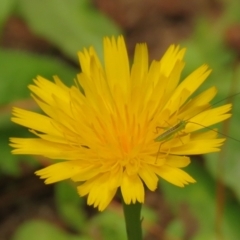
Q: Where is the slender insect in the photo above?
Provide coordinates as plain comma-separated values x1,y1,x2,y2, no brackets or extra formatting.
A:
154,92,240,162
154,120,187,142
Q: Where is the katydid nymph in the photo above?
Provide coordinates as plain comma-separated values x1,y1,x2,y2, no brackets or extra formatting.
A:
155,120,187,142
154,92,240,163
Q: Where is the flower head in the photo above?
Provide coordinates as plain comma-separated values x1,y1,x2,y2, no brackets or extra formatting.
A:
10,36,231,211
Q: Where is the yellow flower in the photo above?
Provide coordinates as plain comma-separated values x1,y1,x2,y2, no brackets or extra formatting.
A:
10,36,231,211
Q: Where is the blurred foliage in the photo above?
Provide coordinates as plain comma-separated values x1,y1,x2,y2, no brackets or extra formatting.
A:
182,15,240,200
162,1,240,239
16,0,120,60
12,220,91,240
55,181,87,232
0,0,15,32
161,161,240,239
1,0,240,239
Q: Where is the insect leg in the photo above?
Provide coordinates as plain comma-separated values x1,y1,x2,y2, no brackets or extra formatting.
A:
154,126,167,134
155,141,171,164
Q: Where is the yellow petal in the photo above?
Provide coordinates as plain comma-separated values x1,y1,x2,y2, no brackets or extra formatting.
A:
155,166,196,187
121,171,144,204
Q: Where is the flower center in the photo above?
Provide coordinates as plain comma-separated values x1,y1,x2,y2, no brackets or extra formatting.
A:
124,157,139,175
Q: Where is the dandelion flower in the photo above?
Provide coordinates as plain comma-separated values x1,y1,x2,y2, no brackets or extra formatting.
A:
10,36,231,211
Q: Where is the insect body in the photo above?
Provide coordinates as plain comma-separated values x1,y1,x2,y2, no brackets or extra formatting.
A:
154,120,188,163
154,120,187,142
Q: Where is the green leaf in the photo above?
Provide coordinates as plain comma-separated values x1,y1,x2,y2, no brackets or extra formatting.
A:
165,219,185,239
11,220,91,240
0,0,16,33
55,181,86,232
0,126,38,176
89,209,127,240
0,48,76,112
0,48,77,105
0,128,21,175
17,0,121,60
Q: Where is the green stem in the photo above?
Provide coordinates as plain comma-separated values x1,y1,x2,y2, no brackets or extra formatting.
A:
122,195,143,240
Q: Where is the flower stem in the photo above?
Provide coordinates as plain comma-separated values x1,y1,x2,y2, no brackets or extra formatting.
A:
122,197,143,240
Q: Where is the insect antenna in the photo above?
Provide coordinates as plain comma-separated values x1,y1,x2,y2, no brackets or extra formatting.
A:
209,91,240,106
186,121,240,142
185,90,240,139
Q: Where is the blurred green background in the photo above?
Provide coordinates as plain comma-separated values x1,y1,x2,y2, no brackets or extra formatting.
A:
1,0,240,239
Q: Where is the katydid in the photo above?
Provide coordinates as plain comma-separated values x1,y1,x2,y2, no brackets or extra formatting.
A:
154,91,240,162
154,120,187,142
